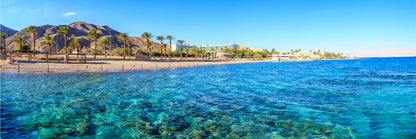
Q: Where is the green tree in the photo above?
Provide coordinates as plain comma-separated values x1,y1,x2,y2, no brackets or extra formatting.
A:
16,44,30,51
210,48,215,58
1,33,7,54
13,36,26,50
271,48,276,55
118,33,128,59
163,43,167,60
40,34,56,56
26,26,36,54
156,36,165,60
88,29,100,59
166,35,174,60
57,26,69,56
99,38,110,58
126,39,132,59
69,38,82,61
177,40,185,61
184,48,190,59
134,48,145,55
141,32,153,56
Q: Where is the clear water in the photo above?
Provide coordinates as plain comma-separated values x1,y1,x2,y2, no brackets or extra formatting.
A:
1,57,415,138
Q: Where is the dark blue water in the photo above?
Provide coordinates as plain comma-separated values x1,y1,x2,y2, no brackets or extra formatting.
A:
1,57,415,138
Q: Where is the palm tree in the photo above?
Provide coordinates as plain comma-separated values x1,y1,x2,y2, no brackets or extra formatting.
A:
166,35,174,60
203,47,206,60
99,38,110,58
156,36,164,60
163,43,167,60
141,32,153,56
1,33,6,54
177,40,185,61
126,40,132,59
184,48,189,59
210,48,215,58
40,34,56,56
69,38,82,61
118,33,128,59
13,36,26,50
215,46,218,59
190,48,197,59
57,26,69,56
203,51,208,60
88,29,100,59
26,26,36,55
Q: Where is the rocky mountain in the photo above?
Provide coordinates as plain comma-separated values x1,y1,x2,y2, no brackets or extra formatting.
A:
1,24,18,37
4,21,161,53
1,25,18,48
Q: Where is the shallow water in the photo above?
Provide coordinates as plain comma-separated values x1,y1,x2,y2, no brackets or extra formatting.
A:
1,57,415,138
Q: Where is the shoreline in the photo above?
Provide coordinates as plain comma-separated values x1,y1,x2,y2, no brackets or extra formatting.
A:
0,59,272,73
0,56,358,73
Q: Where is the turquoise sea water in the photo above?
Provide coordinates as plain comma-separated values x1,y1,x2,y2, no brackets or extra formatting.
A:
1,57,415,138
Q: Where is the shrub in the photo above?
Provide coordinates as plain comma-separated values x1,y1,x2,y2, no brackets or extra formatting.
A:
59,48,73,54
16,44,31,51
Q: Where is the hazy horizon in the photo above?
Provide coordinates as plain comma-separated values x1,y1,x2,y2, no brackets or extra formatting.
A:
1,0,415,57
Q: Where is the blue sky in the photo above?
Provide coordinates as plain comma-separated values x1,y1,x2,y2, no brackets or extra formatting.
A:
1,0,415,56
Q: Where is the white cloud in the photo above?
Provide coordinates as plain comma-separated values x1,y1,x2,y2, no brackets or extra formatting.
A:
62,12,76,16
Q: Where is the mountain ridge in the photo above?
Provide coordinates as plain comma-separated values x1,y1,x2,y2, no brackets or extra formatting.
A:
3,22,162,53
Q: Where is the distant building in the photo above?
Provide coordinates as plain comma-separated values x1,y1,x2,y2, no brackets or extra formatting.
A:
201,44,239,52
310,54,321,59
272,54,296,60
249,48,267,52
170,44,197,51
216,52,233,59
294,52,311,59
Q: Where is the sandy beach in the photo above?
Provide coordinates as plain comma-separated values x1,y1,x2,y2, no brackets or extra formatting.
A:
0,55,273,73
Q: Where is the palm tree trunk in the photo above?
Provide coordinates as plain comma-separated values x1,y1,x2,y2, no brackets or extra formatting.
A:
48,44,51,62
128,45,131,60
104,45,107,59
3,41,6,54
147,39,151,56
169,40,172,60
164,46,167,60
77,46,80,62
94,38,97,59
180,45,183,61
123,41,126,60
160,40,163,60
33,33,36,55
64,34,67,57
49,44,52,56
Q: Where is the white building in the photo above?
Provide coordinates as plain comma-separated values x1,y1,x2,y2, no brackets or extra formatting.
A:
201,44,239,52
170,44,197,51
216,52,233,59
272,54,296,60
250,48,267,52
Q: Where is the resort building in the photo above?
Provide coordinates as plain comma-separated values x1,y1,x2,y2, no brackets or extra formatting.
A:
201,44,240,52
249,48,267,52
272,54,296,60
170,44,197,51
216,52,233,59
294,52,311,59
272,51,323,60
